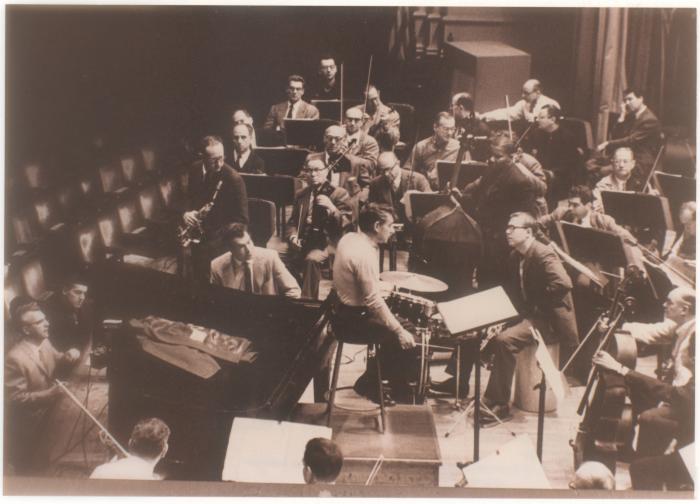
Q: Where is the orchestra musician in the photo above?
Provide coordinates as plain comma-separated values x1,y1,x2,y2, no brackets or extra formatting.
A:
478,212,578,425
231,108,257,148
593,286,695,458
286,157,353,299
311,55,340,100
461,132,543,288
302,437,344,484
331,204,417,404
181,135,249,286
665,201,696,282
478,79,561,123
5,302,81,474
592,146,636,211
228,123,265,174
450,92,491,161
403,111,461,190
263,74,320,134
350,84,400,139
210,223,301,298
343,107,380,174
596,88,662,190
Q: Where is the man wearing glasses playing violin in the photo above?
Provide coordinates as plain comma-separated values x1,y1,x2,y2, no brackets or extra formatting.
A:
286,157,353,299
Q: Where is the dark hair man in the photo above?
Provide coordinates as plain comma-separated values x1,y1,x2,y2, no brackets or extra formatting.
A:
90,417,171,480
302,437,343,484
263,74,320,134
229,123,265,174
312,56,340,100
404,111,461,190
210,223,300,298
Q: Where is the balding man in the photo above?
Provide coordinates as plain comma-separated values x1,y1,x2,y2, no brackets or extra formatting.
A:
350,85,400,138
479,79,561,123
369,152,430,223
344,107,379,174
404,112,461,190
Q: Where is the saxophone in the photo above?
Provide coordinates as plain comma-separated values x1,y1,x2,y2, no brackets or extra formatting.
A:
178,179,223,247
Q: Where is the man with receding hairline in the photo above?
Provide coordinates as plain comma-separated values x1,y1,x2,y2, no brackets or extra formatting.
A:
479,79,561,123
369,151,430,223
404,112,461,190
344,107,379,173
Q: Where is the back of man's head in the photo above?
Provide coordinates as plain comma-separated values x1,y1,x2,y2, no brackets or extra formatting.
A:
569,461,615,490
303,438,343,483
129,418,171,461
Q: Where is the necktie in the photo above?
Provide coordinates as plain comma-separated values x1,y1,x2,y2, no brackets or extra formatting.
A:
286,102,294,119
519,256,527,302
244,261,254,293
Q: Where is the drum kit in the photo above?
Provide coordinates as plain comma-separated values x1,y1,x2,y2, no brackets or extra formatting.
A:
379,271,451,403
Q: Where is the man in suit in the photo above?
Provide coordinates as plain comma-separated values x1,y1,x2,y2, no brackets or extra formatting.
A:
182,135,248,285
597,88,662,190
211,223,301,298
287,157,353,299
450,92,491,161
593,147,636,211
479,79,561,123
369,151,430,224
263,75,320,134
480,212,578,424
344,107,380,174
229,124,265,174
5,302,80,474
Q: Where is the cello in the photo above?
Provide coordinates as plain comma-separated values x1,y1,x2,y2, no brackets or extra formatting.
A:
570,266,644,472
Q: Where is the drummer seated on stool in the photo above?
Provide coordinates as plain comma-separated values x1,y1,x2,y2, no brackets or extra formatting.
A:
332,204,418,403
480,212,579,425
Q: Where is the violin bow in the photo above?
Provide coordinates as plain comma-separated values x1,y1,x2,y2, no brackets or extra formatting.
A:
55,379,130,458
643,143,666,193
362,55,374,120
505,95,513,141
339,62,344,123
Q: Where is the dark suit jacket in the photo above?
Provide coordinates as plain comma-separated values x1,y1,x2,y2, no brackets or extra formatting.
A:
368,169,431,222
228,150,266,175
185,161,249,236
508,240,578,347
263,100,320,131
609,107,662,185
40,293,96,353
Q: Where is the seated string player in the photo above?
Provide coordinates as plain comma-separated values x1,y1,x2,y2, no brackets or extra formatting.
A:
478,78,561,123
350,85,401,139
91,418,171,480
592,146,636,211
287,157,353,299
210,223,301,298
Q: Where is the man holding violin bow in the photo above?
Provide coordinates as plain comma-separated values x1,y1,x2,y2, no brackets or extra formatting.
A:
592,286,695,472
287,157,353,300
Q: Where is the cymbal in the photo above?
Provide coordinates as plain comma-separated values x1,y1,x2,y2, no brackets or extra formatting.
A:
379,271,448,293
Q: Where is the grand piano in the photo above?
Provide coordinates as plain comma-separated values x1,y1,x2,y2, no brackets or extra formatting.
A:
93,261,335,481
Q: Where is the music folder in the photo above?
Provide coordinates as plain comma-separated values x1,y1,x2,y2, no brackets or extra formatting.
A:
436,160,488,191
311,99,342,121
558,221,630,273
437,286,519,337
284,118,338,150
600,190,674,231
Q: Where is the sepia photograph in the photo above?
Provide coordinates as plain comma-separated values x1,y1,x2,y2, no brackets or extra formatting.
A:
3,3,697,498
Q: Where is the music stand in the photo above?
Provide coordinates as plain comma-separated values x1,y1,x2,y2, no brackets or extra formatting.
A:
654,171,696,226
437,287,519,463
600,190,674,250
558,222,629,274
255,147,309,177
311,100,342,121
408,192,452,223
284,118,338,151
436,161,488,191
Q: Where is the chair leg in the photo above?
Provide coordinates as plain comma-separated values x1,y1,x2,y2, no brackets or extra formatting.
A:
374,344,387,434
326,341,344,427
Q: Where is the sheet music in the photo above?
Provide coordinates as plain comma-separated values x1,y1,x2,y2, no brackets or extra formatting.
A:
679,443,695,481
221,417,332,483
437,287,518,335
531,329,566,404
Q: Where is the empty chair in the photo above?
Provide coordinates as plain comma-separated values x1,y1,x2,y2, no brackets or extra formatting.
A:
98,162,128,194
561,117,595,160
247,198,277,247
31,193,66,233
158,173,185,213
20,256,52,301
73,220,110,266
20,161,51,191
10,212,42,249
240,174,296,235
77,169,102,206
4,265,25,320
120,153,145,187
56,179,91,223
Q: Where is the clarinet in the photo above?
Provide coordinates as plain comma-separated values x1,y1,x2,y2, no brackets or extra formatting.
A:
178,179,224,247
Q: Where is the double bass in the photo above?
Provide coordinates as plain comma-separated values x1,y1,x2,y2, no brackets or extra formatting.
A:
410,129,484,299
570,266,644,472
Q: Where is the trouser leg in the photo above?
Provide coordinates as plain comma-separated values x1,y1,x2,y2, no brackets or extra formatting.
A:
484,319,535,405
301,248,329,299
636,403,679,457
